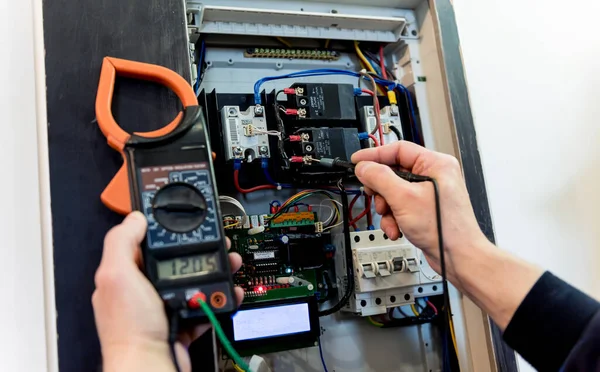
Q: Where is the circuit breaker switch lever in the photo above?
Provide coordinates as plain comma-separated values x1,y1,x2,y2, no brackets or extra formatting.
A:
377,262,391,277
361,263,377,279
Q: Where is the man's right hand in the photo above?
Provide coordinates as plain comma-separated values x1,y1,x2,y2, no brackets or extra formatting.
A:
351,141,489,276
353,140,544,332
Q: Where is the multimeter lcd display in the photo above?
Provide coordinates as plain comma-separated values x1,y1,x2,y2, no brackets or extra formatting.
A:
157,253,219,279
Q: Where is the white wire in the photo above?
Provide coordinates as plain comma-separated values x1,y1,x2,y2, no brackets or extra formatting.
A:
219,196,246,216
323,221,343,231
311,202,334,226
249,125,282,140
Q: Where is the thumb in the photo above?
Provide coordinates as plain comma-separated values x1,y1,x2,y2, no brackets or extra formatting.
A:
355,161,410,201
101,211,148,268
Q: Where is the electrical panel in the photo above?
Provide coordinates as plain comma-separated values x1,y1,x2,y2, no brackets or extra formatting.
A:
334,230,441,317
220,105,271,162
181,1,454,369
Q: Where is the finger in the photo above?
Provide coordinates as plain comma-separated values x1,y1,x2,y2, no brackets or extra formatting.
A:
380,214,401,240
355,161,411,202
100,211,147,269
235,286,245,306
374,194,389,215
363,186,374,196
229,252,242,273
352,140,429,170
179,325,210,347
174,342,192,372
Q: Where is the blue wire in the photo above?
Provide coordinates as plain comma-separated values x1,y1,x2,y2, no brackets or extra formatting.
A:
253,69,397,104
318,337,329,372
365,56,382,76
395,84,421,145
194,40,205,94
262,167,292,188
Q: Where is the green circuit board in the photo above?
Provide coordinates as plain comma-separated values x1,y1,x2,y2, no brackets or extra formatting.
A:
224,212,334,304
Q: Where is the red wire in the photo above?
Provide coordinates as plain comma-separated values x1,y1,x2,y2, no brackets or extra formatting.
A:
348,193,361,230
350,207,369,226
361,88,375,96
379,45,388,80
350,193,371,226
426,300,439,316
361,89,384,146
366,195,373,227
368,134,379,147
233,169,277,194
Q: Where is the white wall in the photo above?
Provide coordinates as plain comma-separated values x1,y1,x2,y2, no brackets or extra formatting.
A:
0,0,51,371
453,0,600,370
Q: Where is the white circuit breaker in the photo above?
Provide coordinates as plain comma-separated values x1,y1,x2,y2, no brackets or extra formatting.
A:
220,105,271,162
359,105,403,147
335,229,441,317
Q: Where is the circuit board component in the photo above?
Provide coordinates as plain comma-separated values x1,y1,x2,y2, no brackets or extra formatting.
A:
224,212,334,304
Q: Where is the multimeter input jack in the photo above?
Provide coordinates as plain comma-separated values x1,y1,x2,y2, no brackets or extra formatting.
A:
210,291,227,309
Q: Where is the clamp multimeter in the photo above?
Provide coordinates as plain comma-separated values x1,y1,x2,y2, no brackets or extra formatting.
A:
95,57,236,321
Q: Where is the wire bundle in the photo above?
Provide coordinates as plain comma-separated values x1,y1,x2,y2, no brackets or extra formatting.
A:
366,298,441,329
267,190,342,230
357,44,422,145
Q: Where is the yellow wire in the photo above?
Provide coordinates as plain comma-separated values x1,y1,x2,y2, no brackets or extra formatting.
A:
275,36,292,48
448,312,458,355
324,39,331,48
367,316,384,327
354,41,386,95
232,362,245,372
410,304,420,317
224,222,240,229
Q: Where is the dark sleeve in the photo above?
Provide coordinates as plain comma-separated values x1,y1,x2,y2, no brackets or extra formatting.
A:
562,311,600,371
503,271,600,371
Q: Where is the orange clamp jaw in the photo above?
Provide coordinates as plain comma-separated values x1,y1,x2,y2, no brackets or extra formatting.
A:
95,57,198,214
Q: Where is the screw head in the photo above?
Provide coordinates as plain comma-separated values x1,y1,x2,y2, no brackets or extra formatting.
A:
259,146,268,155
233,147,242,155
254,105,264,116
299,98,307,105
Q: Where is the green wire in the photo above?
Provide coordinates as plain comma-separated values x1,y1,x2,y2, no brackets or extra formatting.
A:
197,299,252,372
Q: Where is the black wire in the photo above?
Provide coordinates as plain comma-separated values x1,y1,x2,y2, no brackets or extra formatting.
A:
363,50,397,81
389,125,402,141
318,179,354,317
168,311,181,372
273,93,290,168
431,179,452,371
393,173,451,370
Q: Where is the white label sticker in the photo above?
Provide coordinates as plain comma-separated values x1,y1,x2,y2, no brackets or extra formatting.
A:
254,251,275,260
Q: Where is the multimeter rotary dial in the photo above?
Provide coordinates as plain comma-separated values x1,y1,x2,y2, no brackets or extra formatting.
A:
151,182,207,233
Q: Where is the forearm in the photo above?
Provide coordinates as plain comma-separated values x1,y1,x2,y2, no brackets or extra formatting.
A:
448,238,600,370
446,237,544,331
102,340,176,372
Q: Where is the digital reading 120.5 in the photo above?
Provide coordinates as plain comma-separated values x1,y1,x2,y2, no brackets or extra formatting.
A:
157,253,219,279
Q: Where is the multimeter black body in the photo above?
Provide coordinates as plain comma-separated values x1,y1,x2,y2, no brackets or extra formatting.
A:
124,106,236,321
